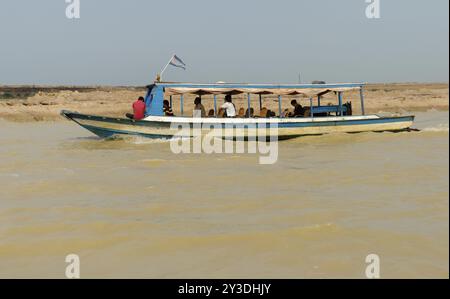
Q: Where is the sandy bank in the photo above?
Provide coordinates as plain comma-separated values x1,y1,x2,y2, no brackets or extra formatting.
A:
0,83,448,122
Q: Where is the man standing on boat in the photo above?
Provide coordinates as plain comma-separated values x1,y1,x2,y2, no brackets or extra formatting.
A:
126,96,146,120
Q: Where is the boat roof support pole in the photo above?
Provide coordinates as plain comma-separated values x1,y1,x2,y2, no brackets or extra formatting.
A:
278,95,282,118
247,93,251,117
338,92,343,116
180,95,184,116
213,95,217,117
259,94,263,110
359,86,366,115
310,97,314,118
169,95,173,108
317,95,321,107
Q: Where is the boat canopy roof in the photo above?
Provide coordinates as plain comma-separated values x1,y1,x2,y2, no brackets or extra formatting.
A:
150,82,365,97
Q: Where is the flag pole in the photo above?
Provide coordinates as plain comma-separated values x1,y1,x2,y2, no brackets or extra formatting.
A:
159,55,174,80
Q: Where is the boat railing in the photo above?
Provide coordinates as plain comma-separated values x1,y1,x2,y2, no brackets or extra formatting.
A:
310,105,348,115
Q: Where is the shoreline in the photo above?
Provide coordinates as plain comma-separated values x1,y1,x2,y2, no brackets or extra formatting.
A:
0,83,448,122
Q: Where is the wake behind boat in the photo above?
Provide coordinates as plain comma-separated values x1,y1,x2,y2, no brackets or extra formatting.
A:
61,82,415,139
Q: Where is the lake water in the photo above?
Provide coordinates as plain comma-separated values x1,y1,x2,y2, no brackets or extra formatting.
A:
0,111,448,278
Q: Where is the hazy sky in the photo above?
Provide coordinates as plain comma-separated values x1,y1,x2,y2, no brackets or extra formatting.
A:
0,0,448,85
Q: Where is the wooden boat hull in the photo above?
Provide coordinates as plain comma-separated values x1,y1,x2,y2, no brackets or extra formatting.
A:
61,110,415,139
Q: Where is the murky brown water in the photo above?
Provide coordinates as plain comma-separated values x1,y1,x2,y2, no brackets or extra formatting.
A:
0,111,448,278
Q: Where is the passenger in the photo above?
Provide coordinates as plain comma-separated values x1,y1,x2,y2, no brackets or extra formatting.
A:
220,94,236,117
193,97,206,117
344,102,353,116
207,109,215,117
218,108,226,118
259,107,275,118
245,107,254,118
259,107,268,118
290,100,305,117
303,107,311,117
281,108,290,118
163,100,174,116
126,96,146,120
237,107,245,118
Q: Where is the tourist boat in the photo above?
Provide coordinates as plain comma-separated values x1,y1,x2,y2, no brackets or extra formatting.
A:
61,82,415,140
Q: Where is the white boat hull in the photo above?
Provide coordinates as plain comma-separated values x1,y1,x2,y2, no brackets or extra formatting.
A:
61,111,415,139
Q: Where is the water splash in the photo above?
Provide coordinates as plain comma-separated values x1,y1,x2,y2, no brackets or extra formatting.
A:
124,136,173,145
421,124,449,133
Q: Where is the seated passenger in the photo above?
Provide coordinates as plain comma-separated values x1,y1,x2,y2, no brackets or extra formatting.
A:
237,107,245,118
220,95,236,117
245,108,254,118
259,107,268,118
208,109,215,117
163,100,174,116
218,108,226,118
303,107,311,117
193,97,206,117
281,108,290,118
343,102,353,116
126,96,146,120
259,107,275,118
290,100,305,117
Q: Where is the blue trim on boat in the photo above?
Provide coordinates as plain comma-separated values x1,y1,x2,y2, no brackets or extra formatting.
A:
81,123,318,141
81,124,173,139
61,110,169,128
277,116,413,128
146,85,165,116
